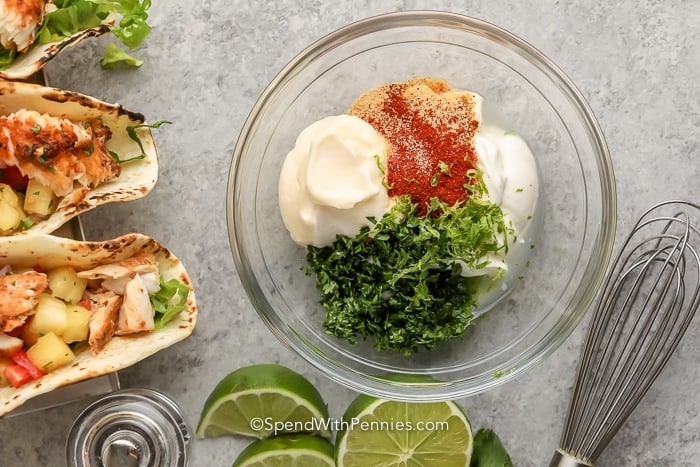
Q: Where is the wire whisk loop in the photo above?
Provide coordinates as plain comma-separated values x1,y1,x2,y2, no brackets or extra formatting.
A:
551,200,700,466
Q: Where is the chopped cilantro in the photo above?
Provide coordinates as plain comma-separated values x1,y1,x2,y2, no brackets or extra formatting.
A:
373,154,385,175
304,194,511,355
493,368,515,379
110,120,171,163
438,160,452,175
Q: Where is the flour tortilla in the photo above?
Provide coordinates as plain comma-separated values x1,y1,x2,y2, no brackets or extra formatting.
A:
0,22,112,81
0,79,159,236
0,233,197,416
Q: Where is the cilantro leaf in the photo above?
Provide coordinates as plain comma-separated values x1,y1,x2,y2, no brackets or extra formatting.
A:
17,216,36,231
109,120,171,163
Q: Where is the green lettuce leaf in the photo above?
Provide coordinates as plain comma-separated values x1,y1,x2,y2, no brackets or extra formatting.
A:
0,49,16,68
150,277,190,329
33,0,151,64
109,0,152,50
101,41,144,68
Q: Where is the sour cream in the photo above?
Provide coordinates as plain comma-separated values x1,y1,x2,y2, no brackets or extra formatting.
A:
476,127,539,237
455,126,539,277
278,115,392,247
278,93,540,266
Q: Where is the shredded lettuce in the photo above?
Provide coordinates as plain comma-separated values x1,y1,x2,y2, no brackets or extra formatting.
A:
101,41,143,68
0,0,153,69
150,277,190,329
36,1,106,43
108,0,152,50
0,49,16,68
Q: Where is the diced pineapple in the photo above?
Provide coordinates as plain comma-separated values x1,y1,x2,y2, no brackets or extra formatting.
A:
0,358,11,387
47,266,88,304
24,294,67,345
62,305,90,344
0,201,20,232
0,183,22,232
0,183,19,204
26,332,75,372
23,179,56,216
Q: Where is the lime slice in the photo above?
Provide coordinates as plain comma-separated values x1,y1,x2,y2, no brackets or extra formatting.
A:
335,394,473,466
233,433,334,467
196,364,329,439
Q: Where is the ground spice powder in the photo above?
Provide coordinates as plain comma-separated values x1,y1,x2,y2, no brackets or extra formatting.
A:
349,77,480,214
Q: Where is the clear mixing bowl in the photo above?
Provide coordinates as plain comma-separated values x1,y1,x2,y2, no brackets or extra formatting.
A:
227,11,616,400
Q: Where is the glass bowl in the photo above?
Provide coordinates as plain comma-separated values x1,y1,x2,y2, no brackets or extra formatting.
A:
227,11,616,400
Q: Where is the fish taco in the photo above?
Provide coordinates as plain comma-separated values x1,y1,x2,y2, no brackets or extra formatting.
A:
0,0,151,80
0,79,160,236
0,232,197,416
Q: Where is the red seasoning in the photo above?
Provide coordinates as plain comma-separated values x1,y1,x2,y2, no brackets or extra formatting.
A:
349,78,480,214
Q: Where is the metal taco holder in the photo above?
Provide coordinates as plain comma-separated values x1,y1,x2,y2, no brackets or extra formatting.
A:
3,71,120,418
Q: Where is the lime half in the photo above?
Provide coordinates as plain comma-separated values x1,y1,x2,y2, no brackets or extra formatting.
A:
335,395,473,466
196,364,329,439
233,433,334,467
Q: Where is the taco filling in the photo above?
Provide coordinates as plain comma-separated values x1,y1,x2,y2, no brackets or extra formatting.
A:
0,110,124,234
0,0,48,54
0,252,189,390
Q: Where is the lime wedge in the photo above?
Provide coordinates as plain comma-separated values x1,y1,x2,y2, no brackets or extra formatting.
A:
233,433,334,467
335,394,473,466
196,364,329,439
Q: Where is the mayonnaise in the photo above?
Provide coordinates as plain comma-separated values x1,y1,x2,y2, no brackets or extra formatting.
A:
278,115,391,247
278,93,539,264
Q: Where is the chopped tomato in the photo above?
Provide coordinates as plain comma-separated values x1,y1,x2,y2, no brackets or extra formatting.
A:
4,364,32,388
79,298,92,311
32,264,44,273
0,167,28,191
11,350,43,379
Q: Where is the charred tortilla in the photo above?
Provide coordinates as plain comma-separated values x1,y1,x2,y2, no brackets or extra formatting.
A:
0,80,158,236
0,232,197,416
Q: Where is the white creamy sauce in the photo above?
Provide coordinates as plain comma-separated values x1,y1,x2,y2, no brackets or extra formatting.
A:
455,126,539,278
476,126,539,237
278,92,540,284
278,114,391,247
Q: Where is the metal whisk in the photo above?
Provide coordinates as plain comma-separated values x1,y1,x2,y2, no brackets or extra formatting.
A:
550,200,700,467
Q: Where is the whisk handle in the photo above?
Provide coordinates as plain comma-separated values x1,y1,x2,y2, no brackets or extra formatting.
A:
549,449,594,467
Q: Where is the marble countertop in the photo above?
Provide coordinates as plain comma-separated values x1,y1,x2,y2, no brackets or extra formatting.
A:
1,1,699,466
